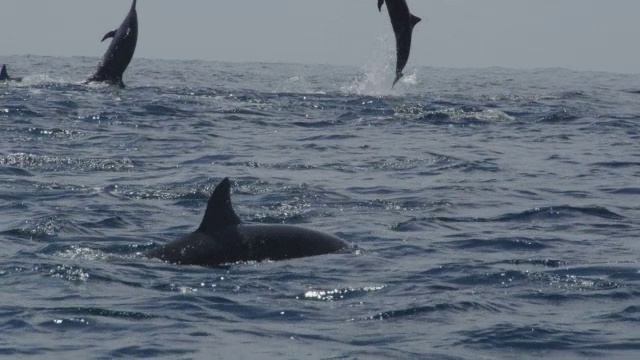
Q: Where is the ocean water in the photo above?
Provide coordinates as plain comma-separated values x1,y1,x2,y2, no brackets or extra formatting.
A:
1,55,639,359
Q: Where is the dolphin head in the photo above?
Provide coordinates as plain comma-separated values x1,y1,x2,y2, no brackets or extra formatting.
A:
126,0,139,32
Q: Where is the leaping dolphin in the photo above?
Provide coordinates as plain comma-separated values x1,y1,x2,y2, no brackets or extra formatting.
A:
0,64,22,82
378,0,421,87
145,178,348,267
86,0,138,88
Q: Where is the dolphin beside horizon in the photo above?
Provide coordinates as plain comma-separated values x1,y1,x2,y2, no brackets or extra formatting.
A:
85,0,138,88
145,178,348,267
378,0,421,87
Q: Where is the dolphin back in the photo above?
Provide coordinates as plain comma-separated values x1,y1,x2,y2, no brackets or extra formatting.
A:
233,224,347,262
145,178,348,267
146,224,347,267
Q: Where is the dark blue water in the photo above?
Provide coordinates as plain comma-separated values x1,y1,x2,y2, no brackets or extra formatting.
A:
1,55,639,359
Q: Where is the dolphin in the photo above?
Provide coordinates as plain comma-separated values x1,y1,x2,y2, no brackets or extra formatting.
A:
0,64,22,82
145,178,348,267
378,0,421,87
86,0,138,88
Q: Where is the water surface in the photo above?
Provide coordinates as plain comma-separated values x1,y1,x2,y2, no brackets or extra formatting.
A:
1,55,639,359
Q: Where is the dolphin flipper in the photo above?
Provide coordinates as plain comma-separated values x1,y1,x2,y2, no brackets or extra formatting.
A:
411,14,421,28
101,30,117,42
378,0,385,12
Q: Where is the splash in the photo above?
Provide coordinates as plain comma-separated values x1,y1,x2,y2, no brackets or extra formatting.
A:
276,74,326,95
56,246,108,263
341,35,417,96
12,73,67,87
300,286,385,301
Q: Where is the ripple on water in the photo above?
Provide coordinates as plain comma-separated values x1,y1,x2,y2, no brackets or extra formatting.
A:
0,153,134,173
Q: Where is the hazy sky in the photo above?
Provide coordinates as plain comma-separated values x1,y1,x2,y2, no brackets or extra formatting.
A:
1,0,639,73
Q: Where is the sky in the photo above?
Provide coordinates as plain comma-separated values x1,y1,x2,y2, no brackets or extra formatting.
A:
1,0,639,74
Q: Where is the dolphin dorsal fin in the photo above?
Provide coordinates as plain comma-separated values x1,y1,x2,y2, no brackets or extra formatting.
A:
101,30,117,42
0,65,8,80
378,0,385,12
411,15,422,28
131,0,137,10
197,178,242,234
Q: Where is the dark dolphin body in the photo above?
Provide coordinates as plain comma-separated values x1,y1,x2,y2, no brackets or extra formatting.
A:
0,64,22,82
145,178,348,267
378,0,421,86
86,0,138,87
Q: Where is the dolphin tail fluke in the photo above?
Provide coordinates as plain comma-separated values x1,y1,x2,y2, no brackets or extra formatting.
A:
101,30,117,42
378,0,385,12
411,15,422,28
392,72,404,88
0,64,8,80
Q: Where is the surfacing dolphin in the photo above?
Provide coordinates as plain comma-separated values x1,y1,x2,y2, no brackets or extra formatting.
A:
378,0,421,87
145,178,348,267
86,0,138,88
0,64,22,82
